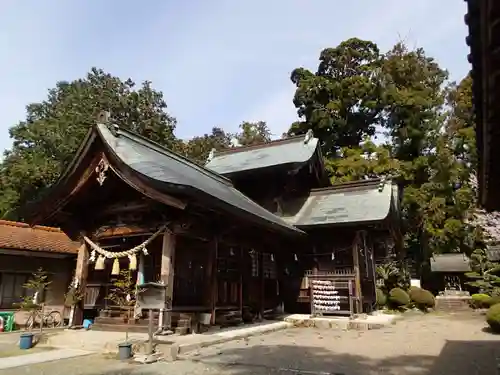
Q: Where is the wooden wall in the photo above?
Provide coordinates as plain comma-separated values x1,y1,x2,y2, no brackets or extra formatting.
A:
0,253,75,325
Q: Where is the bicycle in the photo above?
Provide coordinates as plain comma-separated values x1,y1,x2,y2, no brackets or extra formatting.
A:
24,308,63,330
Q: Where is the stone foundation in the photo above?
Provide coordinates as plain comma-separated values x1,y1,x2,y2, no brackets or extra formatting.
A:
435,296,472,312
283,313,399,330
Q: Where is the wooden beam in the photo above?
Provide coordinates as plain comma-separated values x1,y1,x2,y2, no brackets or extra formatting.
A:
239,247,243,315
160,229,176,331
72,242,89,326
209,238,218,325
0,249,74,259
352,233,362,314
97,201,151,216
258,251,264,319
109,164,187,210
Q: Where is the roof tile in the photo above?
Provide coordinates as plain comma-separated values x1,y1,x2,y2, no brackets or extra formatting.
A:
0,220,79,254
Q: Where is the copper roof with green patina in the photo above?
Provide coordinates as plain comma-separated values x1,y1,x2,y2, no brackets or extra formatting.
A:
96,124,303,235
283,179,398,227
205,131,319,175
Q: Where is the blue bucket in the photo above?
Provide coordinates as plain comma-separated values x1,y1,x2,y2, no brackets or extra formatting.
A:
83,319,93,329
19,333,34,350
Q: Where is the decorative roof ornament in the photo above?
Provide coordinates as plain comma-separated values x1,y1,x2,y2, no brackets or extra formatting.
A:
97,110,111,123
304,129,314,144
207,148,216,163
96,110,119,136
378,176,387,192
95,158,109,186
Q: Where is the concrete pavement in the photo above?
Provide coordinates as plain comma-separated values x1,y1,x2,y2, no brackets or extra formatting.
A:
0,348,93,370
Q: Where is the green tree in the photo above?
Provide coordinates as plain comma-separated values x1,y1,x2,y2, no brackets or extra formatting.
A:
235,121,272,146
288,38,383,156
326,139,400,183
180,127,234,164
445,74,476,173
378,43,451,263
0,68,178,218
413,75,478,256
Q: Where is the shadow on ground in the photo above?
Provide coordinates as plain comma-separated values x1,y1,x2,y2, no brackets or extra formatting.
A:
3,340,498,375
180,340,500,375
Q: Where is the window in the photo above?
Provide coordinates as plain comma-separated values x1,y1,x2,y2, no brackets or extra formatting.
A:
0,273,30,309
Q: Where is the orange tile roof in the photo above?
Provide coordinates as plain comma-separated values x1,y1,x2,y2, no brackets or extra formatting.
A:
0,220,79,254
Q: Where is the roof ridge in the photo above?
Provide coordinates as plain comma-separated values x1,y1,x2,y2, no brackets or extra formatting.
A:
0,220,63,233
311,178,389,193
211,134,309,157
98,124,234,187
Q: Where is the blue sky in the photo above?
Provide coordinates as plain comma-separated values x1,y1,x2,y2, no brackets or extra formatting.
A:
0,0,470,154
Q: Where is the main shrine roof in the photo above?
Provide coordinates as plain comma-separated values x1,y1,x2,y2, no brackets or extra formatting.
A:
205,131,320,176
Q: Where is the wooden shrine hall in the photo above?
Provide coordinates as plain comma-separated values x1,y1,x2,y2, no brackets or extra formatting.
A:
22,113,402,333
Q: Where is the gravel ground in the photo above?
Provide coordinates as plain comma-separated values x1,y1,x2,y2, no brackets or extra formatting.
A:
2,312,500,375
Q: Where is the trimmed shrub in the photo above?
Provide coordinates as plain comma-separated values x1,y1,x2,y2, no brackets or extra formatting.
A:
489,296,500,307
409,285,421,293
376,288,387,308
486,303,500,333
409,287,435,310
408,286,423,299
388,287,410,308
471,294,492,309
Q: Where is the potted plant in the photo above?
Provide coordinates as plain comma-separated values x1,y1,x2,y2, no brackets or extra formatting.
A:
106,269,142,360
15,268,51,349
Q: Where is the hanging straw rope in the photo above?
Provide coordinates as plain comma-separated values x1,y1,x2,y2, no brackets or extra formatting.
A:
84,225,168,274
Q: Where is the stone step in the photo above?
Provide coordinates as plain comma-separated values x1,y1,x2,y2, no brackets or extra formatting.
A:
95,317,159,326
92,323,150,333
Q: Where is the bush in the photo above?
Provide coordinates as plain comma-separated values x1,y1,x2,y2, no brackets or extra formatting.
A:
409,287,435,310
376,288,387,308
471,294,493,309
388,288,410,308
486,303,500,333
489,296,500,307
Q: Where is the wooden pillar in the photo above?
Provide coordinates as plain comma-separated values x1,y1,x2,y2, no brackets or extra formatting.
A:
352,233,362,314
239,247,243,314
137,252,145,285
160,229,176,331
258,251,264,319
134,252,145,319
209,238,218,325
72,242,89,327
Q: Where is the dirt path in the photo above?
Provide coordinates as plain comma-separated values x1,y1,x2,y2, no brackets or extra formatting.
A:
181,312,500,375
2,313,499,375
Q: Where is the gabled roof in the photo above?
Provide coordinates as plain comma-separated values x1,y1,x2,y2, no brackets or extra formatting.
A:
205,130,320,176
284,179,397,227
23,121,303,236
430,253,471,273
97,124,303,234
0,220,78,254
